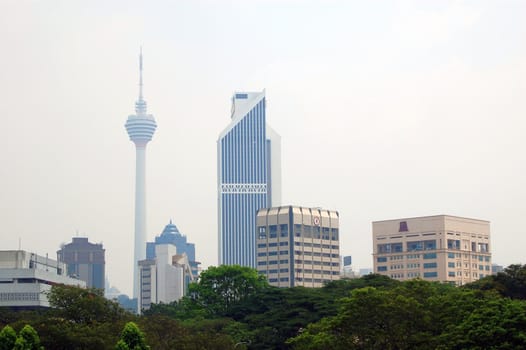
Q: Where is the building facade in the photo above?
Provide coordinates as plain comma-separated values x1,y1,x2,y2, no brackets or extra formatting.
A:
146,220,200,277
256,206,340,288
0,250,86,308
138,244,194,312
57,237,105,289
217,91,281,268
373,215,491,285
125,50,157,299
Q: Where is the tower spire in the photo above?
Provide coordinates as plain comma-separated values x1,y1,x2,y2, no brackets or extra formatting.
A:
135,46,147,115
139,46,143,101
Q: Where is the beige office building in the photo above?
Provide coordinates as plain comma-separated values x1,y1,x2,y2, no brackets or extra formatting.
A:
373,215,491,285
256,206,340,288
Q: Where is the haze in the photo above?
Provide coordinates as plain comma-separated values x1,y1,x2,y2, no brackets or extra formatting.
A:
1,0,525,296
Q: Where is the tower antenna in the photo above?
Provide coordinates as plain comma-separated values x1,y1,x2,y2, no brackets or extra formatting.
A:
139,46,143,101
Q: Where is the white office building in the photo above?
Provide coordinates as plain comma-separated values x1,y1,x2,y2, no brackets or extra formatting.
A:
138,244,194,312
0,250,86,308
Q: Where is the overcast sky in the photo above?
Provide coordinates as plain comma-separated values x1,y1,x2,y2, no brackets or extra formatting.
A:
1,0,525,296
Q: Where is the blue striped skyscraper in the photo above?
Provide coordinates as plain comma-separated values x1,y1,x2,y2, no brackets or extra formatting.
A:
217,90,281,268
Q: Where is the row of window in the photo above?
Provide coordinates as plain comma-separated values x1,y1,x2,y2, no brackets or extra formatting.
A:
378,240,489,254
294,260,339,266
296,269,339,275
258,259,289,266
383,272,437,279
295,251,338,258
258,242,289,248
259,225,339,240
294,242,339,249
377,262,436,271
0,292,39,301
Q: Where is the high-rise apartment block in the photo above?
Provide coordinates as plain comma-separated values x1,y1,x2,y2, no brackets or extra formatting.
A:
57,237,105,289
256,206,340,288
138,244,194,312
146,220,200,277
0,250,86,308
373,215,491,285
218,91,281,268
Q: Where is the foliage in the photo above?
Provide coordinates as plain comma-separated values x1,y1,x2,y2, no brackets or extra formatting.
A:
115,322,150,350
466,264,526,300
10,325,43,350
188,265,269,316
47,284,129,324
2,265,526,349
0,325,17,350
288,279,526,350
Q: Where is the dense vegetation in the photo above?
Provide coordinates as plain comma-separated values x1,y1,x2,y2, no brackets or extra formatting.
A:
1,264,526,349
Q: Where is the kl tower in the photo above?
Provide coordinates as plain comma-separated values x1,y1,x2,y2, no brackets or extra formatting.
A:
125,49,157,300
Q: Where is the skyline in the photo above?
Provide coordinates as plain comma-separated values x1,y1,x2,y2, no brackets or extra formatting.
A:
1,1,525,296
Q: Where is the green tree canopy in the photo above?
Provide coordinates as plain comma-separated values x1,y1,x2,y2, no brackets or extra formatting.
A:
188,265,269,316
13,325,43,350
0,325,17,350
47,284,128,324
115,322,150,350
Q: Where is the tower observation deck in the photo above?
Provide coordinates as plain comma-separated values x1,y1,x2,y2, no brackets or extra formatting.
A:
125,48,157,302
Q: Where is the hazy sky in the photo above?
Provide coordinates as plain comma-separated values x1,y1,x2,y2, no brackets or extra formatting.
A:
1,0,525,296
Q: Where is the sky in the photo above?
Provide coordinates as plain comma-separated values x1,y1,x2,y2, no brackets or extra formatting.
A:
1,0,525,296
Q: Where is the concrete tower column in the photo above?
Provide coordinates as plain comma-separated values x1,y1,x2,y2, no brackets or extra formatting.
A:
125,49,157,302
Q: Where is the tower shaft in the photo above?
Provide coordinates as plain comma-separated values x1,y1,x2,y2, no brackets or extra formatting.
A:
133,145,147,299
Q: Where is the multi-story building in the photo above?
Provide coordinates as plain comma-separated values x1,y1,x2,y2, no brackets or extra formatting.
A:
217,90,281,268
146,220,200,277
138,243,194,312
57,237,105,289
256,206,340,288
373,215,491,285
0,250,86,308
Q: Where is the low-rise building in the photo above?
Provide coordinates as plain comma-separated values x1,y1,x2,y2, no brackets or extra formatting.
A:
0,250,86,308
373,215,491,285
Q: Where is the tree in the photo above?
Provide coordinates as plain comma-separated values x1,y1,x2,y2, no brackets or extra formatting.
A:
47,284,128,324
0,325,17,350
188,265,269,316
115,322,150,350
13,325,43,350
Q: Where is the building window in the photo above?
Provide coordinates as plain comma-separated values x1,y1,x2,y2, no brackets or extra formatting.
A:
377,266,387,272
447,239,460,250
448,262,455,268
423,253,437,259
448,271,455,277
269,225,278,238
423,272,438,278
377,257,387,263
423,262,437,269
448,252,455,259
258,227,266,239
331,228,339,240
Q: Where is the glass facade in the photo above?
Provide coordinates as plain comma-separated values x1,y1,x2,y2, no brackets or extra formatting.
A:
218,92,280,268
